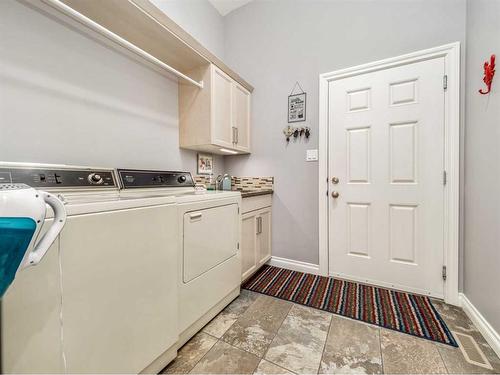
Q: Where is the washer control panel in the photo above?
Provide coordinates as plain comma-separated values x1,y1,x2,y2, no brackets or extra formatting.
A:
118,169,194,189
0,167,116,188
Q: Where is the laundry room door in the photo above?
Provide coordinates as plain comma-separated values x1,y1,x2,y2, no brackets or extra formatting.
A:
328,57,446,297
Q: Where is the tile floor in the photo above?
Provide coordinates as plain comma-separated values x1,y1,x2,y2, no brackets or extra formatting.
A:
163,290,500,374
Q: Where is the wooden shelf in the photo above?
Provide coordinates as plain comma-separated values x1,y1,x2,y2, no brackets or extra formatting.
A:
48,0,253,92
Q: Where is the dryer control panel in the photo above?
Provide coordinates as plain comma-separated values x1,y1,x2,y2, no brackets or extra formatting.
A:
0,167,116,188
118,169,195,189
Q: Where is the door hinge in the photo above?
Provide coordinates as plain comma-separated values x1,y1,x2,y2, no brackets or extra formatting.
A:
442,266,447,281
443,75,448,90
443,170,447,186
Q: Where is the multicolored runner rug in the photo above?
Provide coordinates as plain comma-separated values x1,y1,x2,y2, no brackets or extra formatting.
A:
242,265,457,347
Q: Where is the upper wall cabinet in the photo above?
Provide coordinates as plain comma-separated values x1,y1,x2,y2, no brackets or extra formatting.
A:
179,64,251,155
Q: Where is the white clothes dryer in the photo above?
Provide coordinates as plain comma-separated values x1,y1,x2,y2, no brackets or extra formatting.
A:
117,169,241,348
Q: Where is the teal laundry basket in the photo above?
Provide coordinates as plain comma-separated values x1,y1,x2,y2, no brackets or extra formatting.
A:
0,218,36,297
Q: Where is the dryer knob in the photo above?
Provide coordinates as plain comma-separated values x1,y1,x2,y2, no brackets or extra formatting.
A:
178,175,187,183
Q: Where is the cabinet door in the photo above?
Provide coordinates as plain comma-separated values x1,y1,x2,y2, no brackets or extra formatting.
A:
212,66,233,148
257,208,272,265
232,83,251,152
241,212,257,281
183,204,238,283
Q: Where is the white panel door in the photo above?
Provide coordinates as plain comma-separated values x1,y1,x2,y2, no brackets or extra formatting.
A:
328,57,445,297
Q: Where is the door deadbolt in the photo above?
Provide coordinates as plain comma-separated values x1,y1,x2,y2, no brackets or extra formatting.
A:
331,177,339,184
331,191,340,198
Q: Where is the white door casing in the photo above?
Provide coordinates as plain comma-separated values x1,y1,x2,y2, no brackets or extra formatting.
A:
318,43,460,305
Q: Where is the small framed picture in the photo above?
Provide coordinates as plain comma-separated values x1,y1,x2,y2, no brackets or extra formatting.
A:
197,153,213,175
288,92,306,123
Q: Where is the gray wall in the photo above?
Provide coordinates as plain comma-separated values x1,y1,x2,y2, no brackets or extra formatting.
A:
151,0,225,59
463,0,500,332
223,0,466,265
0,0,224,174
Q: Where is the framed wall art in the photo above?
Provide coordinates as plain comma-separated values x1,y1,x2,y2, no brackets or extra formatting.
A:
288,82,307,123
197,153,213,175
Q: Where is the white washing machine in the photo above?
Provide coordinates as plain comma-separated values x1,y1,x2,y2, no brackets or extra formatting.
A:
0,163,178,374
117,169,241,346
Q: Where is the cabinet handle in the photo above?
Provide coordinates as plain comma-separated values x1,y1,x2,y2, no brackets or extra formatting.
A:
236,128,239,144
232,126,236,144
256,216,262,234
190,212,202,220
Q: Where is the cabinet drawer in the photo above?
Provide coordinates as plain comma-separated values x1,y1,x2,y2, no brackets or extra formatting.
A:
242,194,272,214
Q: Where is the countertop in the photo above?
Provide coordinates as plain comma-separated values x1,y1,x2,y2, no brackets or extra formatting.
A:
238,189,274,198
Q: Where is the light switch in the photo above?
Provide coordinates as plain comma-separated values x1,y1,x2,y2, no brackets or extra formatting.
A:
306,149,318,161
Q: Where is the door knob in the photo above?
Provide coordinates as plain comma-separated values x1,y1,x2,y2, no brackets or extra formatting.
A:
331,191,340,198
331,177,339,184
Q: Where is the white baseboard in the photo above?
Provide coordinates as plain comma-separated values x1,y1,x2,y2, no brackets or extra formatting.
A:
459,293,500,357
267,256,320,275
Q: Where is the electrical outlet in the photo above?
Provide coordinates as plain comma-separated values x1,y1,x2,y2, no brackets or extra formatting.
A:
306,149,318,161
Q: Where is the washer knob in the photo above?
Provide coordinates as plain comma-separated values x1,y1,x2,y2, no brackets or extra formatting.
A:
88,173,103,184
177,175,187,183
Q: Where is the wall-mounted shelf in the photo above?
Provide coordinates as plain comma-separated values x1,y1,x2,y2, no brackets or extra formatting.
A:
40,0,254,92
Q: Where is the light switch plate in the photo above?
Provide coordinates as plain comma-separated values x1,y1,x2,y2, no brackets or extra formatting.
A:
306,149,318,161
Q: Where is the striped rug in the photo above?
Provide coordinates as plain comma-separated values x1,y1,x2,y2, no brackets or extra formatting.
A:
242,265,457,347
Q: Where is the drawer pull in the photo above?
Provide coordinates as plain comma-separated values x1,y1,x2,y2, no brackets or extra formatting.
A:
190,212,203,220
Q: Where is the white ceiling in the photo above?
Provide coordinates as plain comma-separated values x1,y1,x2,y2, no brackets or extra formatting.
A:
208,0,253,16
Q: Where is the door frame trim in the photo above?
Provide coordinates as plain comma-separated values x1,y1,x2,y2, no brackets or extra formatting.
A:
318,42,460,305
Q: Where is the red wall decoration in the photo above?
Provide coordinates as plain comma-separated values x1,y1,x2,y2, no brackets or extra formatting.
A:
479,54,496,95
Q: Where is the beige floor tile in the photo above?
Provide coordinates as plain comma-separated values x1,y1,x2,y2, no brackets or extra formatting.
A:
222,294,292,357
433,301,500,373
190,340,260,374
254,359,295,374
162,332,218,374
203,290,260,338
433,300,480,334
265,304,332,374
380,329,447,374
319,316,382,374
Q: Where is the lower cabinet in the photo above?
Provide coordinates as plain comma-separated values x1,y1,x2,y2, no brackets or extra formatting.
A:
241,195,272,281
257,209,271,265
